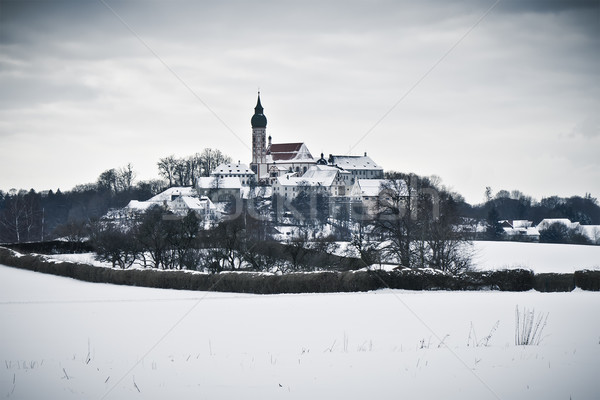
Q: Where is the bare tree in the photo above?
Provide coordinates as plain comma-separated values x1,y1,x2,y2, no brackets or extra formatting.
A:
157,155,177,187
283,227,310,271
0,189,27,242
97,169,119,193
118,163,136,191
373,177,414,267
199,148,232,176
423,194,473,273
91,221,139,269
348,219,380,267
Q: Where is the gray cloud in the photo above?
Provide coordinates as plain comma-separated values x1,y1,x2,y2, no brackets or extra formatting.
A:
0,0,598,202
572,115,600,138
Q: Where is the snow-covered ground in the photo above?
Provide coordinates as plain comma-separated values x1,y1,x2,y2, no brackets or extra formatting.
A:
473,241,600,273
1,264,598,399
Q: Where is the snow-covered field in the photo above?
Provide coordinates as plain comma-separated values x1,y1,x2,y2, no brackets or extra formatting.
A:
473,241,600,273
1,264,599,399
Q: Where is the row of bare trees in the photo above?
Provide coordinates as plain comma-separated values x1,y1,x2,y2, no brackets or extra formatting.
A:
157,148,232,187
0,189,42,243
348,173,473,274
91,207,204,269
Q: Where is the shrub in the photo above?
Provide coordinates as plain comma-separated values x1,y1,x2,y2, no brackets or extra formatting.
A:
574,270,600,291
486,269,534,291
515,305,548,345
534,273,575,292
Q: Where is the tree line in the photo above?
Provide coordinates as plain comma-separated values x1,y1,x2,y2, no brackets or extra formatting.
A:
91,203,353,273
0,148,232,243
157,149,231,187
460,188,600,226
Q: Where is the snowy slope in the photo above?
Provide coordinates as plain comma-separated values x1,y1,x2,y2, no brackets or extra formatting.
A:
1,264,599,399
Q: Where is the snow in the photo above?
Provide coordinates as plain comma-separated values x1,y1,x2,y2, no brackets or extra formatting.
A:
473,241,600,273
1,264,599,399
146,186,198,203
45,252,113,268
211,162,254,176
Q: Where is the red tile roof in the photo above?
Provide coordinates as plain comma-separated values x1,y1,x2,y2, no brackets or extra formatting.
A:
267,143,306,161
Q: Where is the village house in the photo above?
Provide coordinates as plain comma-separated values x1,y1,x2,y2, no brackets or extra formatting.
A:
328,154,384,183
272,164,351,200
122,186,219,221
350,179,408,216
211,162,255,186
500,220,540,241
196,176,243,203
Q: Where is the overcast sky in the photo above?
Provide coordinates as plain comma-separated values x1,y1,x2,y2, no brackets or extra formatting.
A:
1,0,598,203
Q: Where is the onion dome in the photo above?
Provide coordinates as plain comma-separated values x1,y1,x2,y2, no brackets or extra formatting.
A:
251,93,267,128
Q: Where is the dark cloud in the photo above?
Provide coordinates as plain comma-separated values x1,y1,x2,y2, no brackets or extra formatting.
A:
498,0,599,14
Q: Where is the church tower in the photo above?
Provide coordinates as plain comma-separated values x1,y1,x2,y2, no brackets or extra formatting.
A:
250,92,267,178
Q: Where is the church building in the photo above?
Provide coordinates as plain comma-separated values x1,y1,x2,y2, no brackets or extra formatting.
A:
249,93,316,184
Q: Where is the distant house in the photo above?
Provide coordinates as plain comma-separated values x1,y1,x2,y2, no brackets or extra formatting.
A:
271,164,352,200
500,220,540,241
124,186,199,213
536,218,581,231
328,153,384,183
211,162,255,186
170,195,218,219
350,179,408,216
122,186,219,221
196,176,243,203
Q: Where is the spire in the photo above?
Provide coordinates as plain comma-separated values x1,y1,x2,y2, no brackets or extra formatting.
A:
251,91,267,128
254,92,264,114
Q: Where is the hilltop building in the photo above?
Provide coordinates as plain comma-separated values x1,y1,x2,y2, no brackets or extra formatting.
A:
247,93,383,197
249,93,317,183
211,161,255,186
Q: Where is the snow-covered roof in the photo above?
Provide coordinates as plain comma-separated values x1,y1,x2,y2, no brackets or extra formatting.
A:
125,199,160,211
147,187,197,203
211,162,255,176
176,196,215,211
537,218,580,231
329,154,383,171
275,176,331,188
295,165,349,187
500,220,534,229
274,165,348,188
196,177,243,190
503,226,540,237
266,142,315,163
